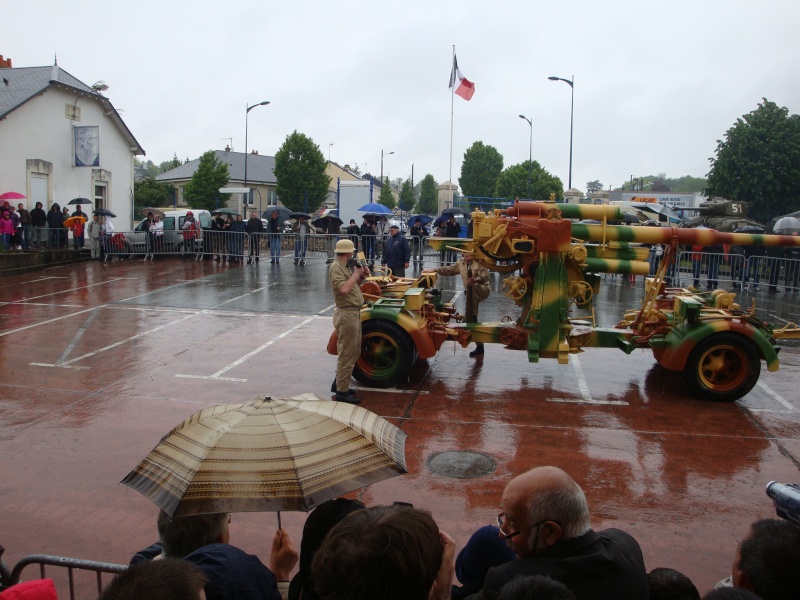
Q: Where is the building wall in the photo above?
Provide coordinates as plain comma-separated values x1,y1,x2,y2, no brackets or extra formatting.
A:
0,86,137,228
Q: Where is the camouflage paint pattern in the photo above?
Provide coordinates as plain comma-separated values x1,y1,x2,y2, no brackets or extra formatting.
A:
352,201,800,399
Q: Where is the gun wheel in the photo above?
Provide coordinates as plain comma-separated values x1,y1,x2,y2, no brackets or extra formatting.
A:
682,332,760,402
354,320,414,388
568,281,593,306
502,276,528,300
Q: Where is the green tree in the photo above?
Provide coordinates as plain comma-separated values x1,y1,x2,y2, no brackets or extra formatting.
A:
417,174,438,215
459,141,503,198
586,180,603,193
495,160,563,201
274,131,331,213
134,176,175,211
706,98,800,222
159,153,183,173
183,150,230,211
398,179,415,213
378,178,396,209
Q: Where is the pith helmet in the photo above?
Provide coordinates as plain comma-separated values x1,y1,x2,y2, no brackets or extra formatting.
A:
335,239,356,253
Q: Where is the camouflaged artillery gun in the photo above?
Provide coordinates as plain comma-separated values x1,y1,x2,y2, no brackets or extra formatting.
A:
338,200,800,401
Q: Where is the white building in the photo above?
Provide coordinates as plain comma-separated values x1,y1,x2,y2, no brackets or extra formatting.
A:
0,57,145,229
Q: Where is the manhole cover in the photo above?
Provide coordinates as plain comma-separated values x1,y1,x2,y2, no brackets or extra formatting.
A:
427,451,496,479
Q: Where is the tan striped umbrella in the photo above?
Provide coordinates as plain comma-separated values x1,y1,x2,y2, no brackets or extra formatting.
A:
121,394,407,517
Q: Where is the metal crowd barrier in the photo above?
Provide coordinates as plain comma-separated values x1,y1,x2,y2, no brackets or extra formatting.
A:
0,550,126,600
671,250,800,293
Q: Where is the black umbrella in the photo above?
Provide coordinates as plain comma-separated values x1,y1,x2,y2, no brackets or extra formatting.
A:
440,206,465,216
615,212,641,224
312,215,343,230
262,206,292,223
94,208,117,218
289,212,312,220
214,207,240,215
68,197,93,205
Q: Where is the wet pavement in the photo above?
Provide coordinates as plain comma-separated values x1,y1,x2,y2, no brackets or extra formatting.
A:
2,255,800,596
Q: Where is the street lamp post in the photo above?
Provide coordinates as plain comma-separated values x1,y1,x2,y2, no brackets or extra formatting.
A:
380,149,394,186
519,114,533,199
244,100,270,213
328,142,334,162
547,75,574,190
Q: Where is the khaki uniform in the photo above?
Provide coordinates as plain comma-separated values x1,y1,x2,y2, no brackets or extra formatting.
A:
434,260,490,322
329,259,364,392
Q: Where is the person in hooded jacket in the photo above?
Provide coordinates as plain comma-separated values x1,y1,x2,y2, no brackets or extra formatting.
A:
46,203,64,249
246,211,265,264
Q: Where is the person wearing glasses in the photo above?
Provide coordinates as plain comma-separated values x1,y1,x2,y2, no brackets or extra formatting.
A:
458,466,648,600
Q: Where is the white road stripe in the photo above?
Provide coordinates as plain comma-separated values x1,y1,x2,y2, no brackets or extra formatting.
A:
176,316,316,381
755,381,795,410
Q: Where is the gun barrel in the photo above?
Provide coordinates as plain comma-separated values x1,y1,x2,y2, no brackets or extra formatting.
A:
583,257,651,275
503,201,624,222
572,224,800,248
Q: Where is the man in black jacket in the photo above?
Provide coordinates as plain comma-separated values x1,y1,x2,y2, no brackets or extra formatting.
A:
30,202,47,248
460,466,648,600
246,211,265,264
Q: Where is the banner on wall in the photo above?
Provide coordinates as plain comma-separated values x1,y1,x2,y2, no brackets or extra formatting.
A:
74,126,100,167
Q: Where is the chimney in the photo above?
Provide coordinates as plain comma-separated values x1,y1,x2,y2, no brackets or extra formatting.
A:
225,144,230,152
0,55,11,68
251,150,258,155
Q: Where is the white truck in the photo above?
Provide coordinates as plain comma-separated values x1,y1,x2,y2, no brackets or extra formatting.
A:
336,179,374,229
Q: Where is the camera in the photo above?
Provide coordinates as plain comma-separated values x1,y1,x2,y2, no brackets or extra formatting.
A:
766,481,800,526
347,258,366,269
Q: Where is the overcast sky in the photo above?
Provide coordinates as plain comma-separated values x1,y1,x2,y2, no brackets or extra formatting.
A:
5,0,799,194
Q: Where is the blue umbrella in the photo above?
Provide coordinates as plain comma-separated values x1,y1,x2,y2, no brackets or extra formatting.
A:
358,203,393,215
407,215,433,227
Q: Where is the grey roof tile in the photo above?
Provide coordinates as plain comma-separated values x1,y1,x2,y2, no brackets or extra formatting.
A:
156,150,276,184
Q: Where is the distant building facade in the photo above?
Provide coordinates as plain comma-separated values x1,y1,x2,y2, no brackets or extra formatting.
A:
0,57,145,229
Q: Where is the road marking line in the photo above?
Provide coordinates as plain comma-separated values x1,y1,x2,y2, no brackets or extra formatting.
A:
546,355,629,405
30,313,199,368
0,278,124,305
176,316,316,382
357,388,430,395
29,363,91,370
54,309,99,365
550,397,629,405
755,381,795,411
213,284,276,307
8,302,86,307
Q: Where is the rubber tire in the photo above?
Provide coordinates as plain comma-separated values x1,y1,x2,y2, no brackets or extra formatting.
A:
354,320,415,388
682,332,760,402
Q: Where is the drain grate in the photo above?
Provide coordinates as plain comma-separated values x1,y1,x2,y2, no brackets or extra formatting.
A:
427,451,496,479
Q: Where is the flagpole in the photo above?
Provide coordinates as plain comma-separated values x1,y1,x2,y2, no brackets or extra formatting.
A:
448,45,455,209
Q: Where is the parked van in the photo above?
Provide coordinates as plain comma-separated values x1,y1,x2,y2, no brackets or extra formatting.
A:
127,209,211,253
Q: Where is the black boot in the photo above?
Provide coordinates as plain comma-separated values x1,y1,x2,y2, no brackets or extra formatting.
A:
469,343,485,358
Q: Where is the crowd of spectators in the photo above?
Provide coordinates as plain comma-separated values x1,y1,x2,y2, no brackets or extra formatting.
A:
73,465,798,600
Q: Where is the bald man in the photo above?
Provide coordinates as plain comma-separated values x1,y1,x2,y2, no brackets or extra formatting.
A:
461,466,648,600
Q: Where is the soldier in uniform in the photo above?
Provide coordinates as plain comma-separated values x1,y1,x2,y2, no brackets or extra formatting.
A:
329,239,370,402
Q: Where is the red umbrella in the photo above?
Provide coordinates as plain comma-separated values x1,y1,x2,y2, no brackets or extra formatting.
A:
0,191,26,200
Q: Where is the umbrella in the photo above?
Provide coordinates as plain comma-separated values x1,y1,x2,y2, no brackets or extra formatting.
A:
773,216,800,233
407,215,433,227
63,215,87,228
320,208,338,218
262,206,292,223
357,203,392,215
630,202,686,224
733,225,765,234
289,212,312,221
616,212,641,224
94,208,117,218
120,394,407,518
313,214,343,230
68,197,93,205
0,191,26,200
141,208,166,219
214,207,240,216
440,206,465,216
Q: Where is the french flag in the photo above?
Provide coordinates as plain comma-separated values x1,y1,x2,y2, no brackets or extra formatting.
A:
449,54,475,101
